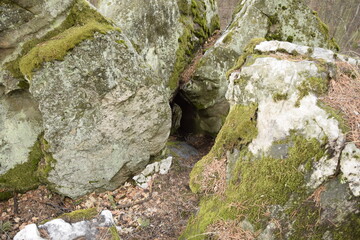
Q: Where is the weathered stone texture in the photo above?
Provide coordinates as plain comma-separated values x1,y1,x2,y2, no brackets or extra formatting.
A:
29,32,171,198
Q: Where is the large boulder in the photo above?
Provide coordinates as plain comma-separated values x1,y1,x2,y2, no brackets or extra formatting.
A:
181,0,339,134
0,0,171,199
90,0,220,93
181,41,359,239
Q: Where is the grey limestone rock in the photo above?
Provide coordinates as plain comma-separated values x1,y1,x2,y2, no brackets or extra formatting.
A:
182,0,339,135
91,0,220,93
184,41,359,239
29,31,171,198
1,0,172,199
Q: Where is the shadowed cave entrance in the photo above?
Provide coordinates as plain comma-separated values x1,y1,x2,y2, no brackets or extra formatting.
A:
171,90,201,136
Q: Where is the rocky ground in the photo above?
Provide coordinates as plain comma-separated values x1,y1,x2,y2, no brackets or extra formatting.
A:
0,135,213,240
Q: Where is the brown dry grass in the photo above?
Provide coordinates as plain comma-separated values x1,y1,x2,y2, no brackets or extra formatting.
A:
307,185,326,208
269,52,309,61
320,61,360,147
180,31,221,85
208,220,256,240
201,157,227,195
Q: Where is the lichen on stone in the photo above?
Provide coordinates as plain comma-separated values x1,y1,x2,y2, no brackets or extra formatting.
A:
272,92,289,102
295,76,329,107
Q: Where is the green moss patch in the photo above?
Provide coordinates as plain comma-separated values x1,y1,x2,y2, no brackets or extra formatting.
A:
312,11,340,51
59,208,98,223
0,139,42,193
183,112,328,239
5,0,117,81
296,76,329,107
226,38,266,78
273,92,289,102
189,104,258,193
317,101,351,134
0,134,56,200
19,21,113,79
109,225,121,240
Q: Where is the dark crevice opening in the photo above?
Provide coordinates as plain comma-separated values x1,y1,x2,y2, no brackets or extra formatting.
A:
171,90,200,136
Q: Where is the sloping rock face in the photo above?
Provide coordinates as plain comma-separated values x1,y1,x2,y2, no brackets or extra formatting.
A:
0,0,171,199
181,41,359,239
304,0,360,55
90,0,220,92
181,0,339,134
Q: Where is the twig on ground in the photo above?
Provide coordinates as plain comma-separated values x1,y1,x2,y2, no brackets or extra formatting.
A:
13,192,18,215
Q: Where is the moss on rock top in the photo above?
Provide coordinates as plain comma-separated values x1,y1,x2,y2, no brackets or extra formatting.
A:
5,0,117,81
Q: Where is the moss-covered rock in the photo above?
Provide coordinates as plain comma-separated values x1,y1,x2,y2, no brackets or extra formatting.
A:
3,0,116,81
1,0,172,199
0,0,118,93
182,42,359,239
0,0,73,52
59,208,98,223
93,0,220,93
0,91,44,200
181,0,340,135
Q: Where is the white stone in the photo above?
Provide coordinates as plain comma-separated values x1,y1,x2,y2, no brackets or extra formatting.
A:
312,47,335,63
340,143,360,196
226,57,343,155
307,156,339,189
99,210,115,227
133,174,146,183
255,40,336,63
142,162,160,176
159,156,172,174
337,54,360,66
14,224,45,240
41,219,89,240
133,156,172,188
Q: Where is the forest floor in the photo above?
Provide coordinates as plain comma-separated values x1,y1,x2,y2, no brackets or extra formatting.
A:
0,135,213,240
